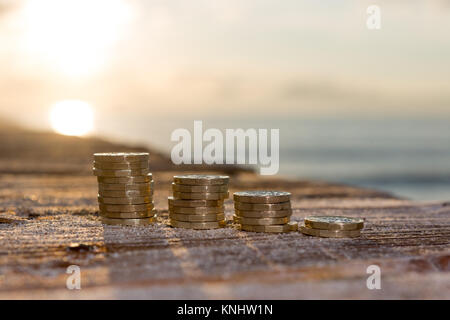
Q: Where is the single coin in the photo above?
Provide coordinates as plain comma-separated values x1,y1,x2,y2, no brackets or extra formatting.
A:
94,153,149,163
93,168,149,177
240,224,291,233
98,189,153,198
234,201,291,211
172,191,229,200
98,181,154,191
94,161,148,170
169,219,226,230
304,216,364,231
233,191,291,204
172,183,228,193
168,196,224,207
299,225,361,238
99,209,156,219
98,195,152,205
169,213,225,222
289,221,299,231
173,175,229,185
97,173,152,184
99,203,154,212
168,206,224,214
235,209,292,218
100,216,155,226
233,215,289,226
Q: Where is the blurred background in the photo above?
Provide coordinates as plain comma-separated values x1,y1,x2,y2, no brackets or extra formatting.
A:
0,0,449,200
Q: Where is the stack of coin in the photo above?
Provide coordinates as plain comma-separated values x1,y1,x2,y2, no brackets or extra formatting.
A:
168,175,229,229
300,216,364,238
233,191,297,233
93,152,155,226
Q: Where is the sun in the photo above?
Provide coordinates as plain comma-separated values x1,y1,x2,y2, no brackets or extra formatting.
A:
50,100,94,136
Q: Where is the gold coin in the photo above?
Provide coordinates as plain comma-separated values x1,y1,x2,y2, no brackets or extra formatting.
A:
299,225,361,238
98,182,154,192
97,173,152,184
173,175,229,185
240,224,291,233
235,209,292,218
168,206,224,214
233,191,291,204
99,208,156,219
304,216,364,231
93,153,149,163
101,216,155,226
172,191,229,200
234,201,291,211
169,219,226,230
93,168,149,177
98,195,152,205
169,213,225,222
98,189,153,198
168,196,224,207
171,183,228,193
94,161,148,170
98,181,154,191
99,203,154,212
233,215,289,226
289,221,298,231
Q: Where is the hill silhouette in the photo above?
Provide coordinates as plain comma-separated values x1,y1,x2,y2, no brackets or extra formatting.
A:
0,116,251,175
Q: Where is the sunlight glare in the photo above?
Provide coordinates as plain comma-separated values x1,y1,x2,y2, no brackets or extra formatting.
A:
21,0,134,76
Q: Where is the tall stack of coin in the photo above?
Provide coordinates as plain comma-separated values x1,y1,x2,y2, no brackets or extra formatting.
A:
300,216,364,238
93,152,155,226
168,175,229,229
233,191,297,233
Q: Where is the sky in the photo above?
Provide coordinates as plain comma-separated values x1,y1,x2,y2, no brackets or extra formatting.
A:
0,0,449,136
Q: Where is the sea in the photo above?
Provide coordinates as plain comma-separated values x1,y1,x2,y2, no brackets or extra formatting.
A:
99,115,450,201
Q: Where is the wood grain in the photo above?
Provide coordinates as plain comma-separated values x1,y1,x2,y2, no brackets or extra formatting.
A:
0,173,449,299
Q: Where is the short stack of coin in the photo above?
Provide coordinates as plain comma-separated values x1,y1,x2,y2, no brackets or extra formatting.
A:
93,152,155,226
233,191,297,233
168,175,229,229
300,216,364,238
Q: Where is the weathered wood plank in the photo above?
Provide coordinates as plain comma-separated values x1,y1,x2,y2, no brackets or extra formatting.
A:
0,173,449,299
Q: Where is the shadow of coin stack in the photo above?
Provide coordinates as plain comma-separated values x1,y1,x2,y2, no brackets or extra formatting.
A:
93,152,155,226
233,191,298,233
168,175,229,229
